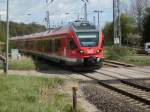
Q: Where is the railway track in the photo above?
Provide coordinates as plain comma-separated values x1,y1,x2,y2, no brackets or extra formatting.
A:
104,60,135,67
104,60,150,75
96,69,150,92
31,59,150,111
72,71,150,110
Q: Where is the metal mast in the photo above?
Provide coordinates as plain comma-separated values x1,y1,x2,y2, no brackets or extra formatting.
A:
81,0,88,21
93,16,96,25
46,0,50,30
84,2,87,21
0,14,1,21
113,0,121,46
94,10,103,30
5,0,9,74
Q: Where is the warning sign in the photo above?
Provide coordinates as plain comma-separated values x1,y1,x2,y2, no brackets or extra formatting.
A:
114,38,120,44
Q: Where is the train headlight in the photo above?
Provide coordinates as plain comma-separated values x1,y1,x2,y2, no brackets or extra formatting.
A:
80,50,84,54
96,50,101,53
97,58,101,62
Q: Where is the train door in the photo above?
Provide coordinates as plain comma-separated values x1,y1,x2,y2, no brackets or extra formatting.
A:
66,38,78,57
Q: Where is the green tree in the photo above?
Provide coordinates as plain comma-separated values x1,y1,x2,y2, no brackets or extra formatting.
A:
143,7,150,43
0,21,46,42
120,14,137,44
0,21,6,42
103,14,136,46
103,22,113,45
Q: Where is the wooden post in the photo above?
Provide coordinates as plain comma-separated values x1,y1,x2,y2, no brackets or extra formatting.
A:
3,60,6,73
72,87,78,112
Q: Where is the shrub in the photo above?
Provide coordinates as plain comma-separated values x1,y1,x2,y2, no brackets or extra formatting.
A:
105,46,136,60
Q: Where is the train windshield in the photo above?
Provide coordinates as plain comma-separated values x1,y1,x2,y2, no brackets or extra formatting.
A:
76,32,99,47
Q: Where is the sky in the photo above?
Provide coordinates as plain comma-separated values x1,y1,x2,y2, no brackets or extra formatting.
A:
0,0,114,27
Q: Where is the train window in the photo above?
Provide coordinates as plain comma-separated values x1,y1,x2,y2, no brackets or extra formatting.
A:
55,39,61,51
45,40,52,52
49,40,53,52
44,40,48,52
67,39,78,50
37,40,42,51
20,40,25,49
76,32,99,47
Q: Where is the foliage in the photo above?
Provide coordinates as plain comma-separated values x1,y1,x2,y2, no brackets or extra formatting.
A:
120,14,137,44
130,0,149,32
120,55,150,66
125,34,141,47
0,22,6,42
103,14,136,46
0,21,46,42
105,46,150,66
104,46,136,60
103,22,113,45
143,7,150,43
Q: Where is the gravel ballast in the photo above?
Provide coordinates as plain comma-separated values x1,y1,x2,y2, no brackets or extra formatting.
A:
127,79,150,89
81,83,149,112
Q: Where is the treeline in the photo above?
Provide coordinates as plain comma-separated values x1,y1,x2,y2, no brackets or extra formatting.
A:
103,1,150,47
0,21,46,42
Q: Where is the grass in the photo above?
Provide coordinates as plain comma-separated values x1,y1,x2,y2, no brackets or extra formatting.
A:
104,46,150,66
9,56,36,70
119,55,150,66
0,60,3,69
0,74,78,112
0,56,61,70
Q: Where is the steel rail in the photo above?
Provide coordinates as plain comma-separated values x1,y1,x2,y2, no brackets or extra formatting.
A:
104,60,135,67
80,73,150,105
96,70,150,92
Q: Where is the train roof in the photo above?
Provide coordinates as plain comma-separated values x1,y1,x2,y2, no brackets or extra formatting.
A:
71,21,98,31
10,21,99,41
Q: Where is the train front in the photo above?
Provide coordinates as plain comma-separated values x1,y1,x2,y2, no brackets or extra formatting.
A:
70,21,104,71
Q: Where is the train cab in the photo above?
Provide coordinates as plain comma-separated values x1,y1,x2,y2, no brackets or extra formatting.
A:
66,21,104,69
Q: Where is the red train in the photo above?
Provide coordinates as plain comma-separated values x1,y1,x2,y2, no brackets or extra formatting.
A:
10,21,104,70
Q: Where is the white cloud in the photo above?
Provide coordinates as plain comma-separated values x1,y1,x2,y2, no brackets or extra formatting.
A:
0,11,6,15
0,0,113,26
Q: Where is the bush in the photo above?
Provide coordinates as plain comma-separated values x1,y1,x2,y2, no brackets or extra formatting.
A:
122,56,150,66
105,46,136,60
